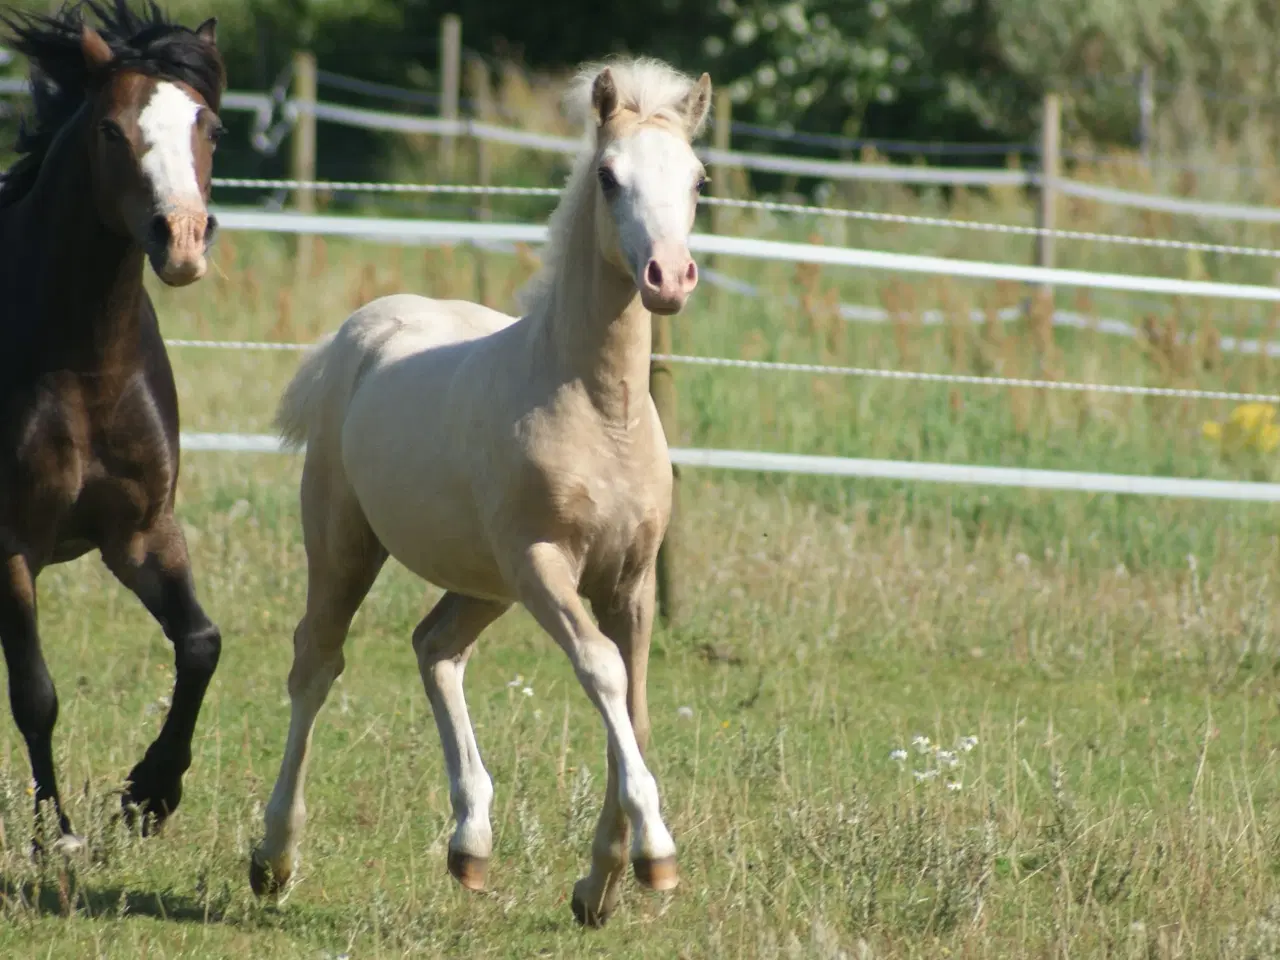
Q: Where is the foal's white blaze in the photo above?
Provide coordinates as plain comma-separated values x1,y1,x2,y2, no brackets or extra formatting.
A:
138,81,202,206
603,126,701,305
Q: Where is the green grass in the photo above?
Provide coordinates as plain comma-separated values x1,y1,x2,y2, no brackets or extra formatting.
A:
3,219,1280,956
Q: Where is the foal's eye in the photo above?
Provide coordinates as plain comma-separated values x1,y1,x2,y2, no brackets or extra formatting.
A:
695,175,710,195
207,123,225,145
597,166,619,194
99,120,125,143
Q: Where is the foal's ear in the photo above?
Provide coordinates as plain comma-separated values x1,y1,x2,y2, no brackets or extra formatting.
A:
80,24,113,72
195,17,217,45
591,67,618,126
681,72,713,138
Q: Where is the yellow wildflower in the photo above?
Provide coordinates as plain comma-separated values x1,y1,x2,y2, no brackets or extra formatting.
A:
1203,403,1280,455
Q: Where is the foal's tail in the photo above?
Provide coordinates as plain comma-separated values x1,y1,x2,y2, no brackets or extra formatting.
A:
275,308,407,452
274,333,338,451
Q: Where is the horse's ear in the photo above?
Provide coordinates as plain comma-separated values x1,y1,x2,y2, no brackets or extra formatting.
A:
195,17,217,45
80,24,113,72
682,73,713,138
591,67,618,126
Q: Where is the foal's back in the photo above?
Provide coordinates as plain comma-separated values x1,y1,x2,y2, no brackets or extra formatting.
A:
332,292,533,598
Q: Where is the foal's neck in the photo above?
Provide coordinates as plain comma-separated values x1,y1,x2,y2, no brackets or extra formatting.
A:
541,195,653,426
27,110,147,361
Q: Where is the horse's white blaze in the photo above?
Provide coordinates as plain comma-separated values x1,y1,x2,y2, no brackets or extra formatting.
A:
138,81,202,205
604,126,700,276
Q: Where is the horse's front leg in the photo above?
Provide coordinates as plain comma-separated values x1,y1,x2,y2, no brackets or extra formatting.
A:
412,591,509,892
512,544,676,928
0,549,78,849
102,513,221,834
571,566,662,926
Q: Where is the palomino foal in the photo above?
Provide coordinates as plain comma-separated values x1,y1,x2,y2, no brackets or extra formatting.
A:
251,57,711,926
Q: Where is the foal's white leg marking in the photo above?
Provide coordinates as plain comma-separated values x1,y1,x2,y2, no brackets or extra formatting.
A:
572,575,659,921
413,594,508,889
138,81,202,205
514,545,675,864
257,622,343,882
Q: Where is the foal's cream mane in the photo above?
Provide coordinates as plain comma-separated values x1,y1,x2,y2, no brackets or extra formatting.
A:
517,57,709,318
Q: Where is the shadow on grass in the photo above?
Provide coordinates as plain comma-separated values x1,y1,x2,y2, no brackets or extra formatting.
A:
0,874,227,924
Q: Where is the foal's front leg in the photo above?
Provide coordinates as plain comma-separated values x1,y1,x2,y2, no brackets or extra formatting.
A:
0,551,77,847
512,544,676,925
411,591,509,891
570,569,661,926
102,514,222,833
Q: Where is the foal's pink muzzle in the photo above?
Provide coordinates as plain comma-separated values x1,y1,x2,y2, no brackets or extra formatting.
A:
639,244,698,315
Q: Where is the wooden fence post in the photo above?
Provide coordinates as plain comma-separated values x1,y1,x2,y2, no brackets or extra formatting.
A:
467,56,491,306
709,89,732,309
290,50,317,278
439,14,462,175
1137,64,1154,166
1035,92,1060,295
651,317,681,627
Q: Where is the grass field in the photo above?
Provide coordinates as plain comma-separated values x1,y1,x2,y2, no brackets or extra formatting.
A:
2,206,1280,958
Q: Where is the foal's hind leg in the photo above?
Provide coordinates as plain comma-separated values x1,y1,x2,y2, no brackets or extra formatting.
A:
250,460,386,898
102,514,221,834
0,552,76,847
411,592,509,891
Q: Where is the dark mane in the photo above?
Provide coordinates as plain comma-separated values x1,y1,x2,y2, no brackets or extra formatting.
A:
0,0,225,208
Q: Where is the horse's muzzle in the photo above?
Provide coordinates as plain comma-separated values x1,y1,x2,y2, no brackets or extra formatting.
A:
147,208,214,287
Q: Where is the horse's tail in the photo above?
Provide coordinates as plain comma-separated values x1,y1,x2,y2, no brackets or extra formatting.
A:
274,332,338,451
274,305,407,453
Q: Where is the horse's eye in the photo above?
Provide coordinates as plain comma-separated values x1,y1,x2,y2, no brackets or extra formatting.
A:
695,175,710,195
207,123,225,145
99,120,125,143
597,166,619,194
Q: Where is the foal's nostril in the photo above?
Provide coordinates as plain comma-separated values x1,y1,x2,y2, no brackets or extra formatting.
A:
147,215,169,249
204,213,219,247
645,260,663,289
685,261,698,285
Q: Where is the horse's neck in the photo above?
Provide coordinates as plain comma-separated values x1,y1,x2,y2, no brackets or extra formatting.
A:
537,202,652,425
23,114,147,361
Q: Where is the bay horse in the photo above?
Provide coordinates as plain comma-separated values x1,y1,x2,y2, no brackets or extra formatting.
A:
0,1,225,846
251,57,711,926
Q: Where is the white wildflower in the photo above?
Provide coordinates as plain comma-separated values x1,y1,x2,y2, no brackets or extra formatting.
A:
506,674,524,688
521,686,534,697
937,750,959,768
889,748,908,762
677,706,695,720
946,781,962,792
958,735,979,752
911,734,931,754
913,769,939,782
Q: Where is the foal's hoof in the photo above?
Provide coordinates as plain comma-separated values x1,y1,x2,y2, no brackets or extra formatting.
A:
447,850,488,892
249,850,290,900
632,855,679,891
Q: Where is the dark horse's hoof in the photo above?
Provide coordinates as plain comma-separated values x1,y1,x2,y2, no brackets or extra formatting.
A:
32,831,88,861
571,891,609,928
249,849,289,899
121,760,183,835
